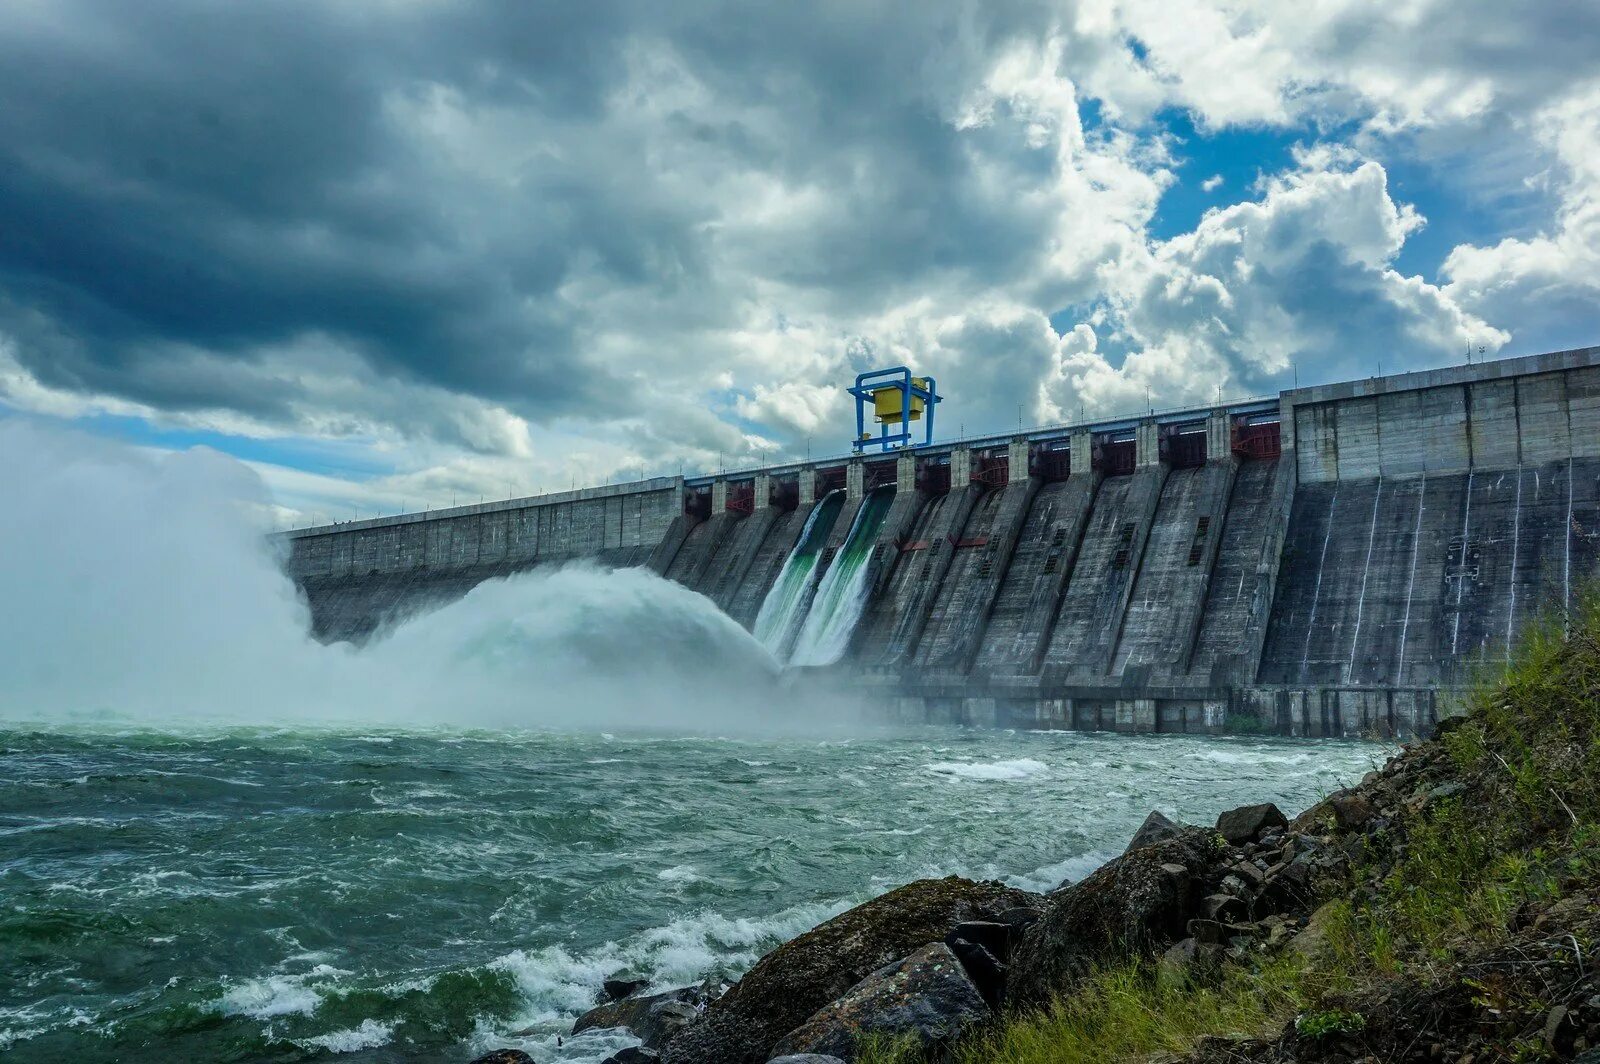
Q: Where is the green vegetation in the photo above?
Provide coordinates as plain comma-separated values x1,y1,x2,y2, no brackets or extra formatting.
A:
864,600,1600,1064
1293,1008,1365,1039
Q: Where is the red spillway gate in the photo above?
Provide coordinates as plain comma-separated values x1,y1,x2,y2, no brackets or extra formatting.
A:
1232,421,1282,461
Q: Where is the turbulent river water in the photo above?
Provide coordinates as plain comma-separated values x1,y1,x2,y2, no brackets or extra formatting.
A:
0,724,1380,1063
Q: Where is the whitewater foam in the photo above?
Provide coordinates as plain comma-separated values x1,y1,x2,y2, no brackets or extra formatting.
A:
215,971,339,1019
302,1018,395,1053
926,758,1048,781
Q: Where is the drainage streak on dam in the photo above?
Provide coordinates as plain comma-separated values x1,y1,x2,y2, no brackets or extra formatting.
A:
281,348,1600,738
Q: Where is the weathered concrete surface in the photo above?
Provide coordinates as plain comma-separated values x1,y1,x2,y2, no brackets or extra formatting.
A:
970,474,1100,676
854,485,980,667
665,512,739,592
913,476,1041,674
703,505,782,611
1187,458,1284,683
1043,464,1169,680
1111,460,1236,682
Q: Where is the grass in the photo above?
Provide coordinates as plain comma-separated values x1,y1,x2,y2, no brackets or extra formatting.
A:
863,598,1600,1064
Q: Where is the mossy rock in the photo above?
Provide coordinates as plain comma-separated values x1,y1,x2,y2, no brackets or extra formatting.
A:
661,876,1039,1064
1006,828,1221,1009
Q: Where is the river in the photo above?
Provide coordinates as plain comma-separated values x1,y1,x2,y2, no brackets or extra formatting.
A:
0,723,1378,1063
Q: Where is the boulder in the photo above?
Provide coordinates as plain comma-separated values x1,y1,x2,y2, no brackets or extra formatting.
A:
994,906,1043,930
1157,936,1225,986
945,937,1005,1008
1186,918,1239,945
1200,893,1245,922
1126,809,1184,853
1215,803,1287,844
602,1050,659,1064
469,1052,535,1064
1262,855,1316,909
603,976,651,1003
574,986,705,1050
1428,780,1465,802
661,876,1038,1064
769,943,988,1061
945,920,1014,961
1227,861,1267,890
1328,793,1374,831
1006,828,1221,1008
1287,901,1342,964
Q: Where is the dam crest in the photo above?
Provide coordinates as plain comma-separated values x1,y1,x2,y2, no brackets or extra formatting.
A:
279,346,1600,739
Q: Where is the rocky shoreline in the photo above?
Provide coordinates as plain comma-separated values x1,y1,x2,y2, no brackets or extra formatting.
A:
471,644,1600,1064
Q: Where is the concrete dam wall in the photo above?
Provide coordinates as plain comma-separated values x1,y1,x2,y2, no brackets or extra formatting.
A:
280,346,1600,738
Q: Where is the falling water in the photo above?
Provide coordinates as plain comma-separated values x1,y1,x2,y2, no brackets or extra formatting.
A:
752,490,845,655
790,486,896,666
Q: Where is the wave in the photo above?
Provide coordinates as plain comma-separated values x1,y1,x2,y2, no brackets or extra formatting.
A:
925,758,1048,781
301,1018,394,1053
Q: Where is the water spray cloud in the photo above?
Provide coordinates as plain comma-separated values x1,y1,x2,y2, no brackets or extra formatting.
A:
0,421,857,734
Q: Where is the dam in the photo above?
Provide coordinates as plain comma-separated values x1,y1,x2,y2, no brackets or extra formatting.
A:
280,346,1600,738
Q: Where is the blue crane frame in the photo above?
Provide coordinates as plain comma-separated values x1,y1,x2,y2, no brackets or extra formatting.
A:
849,367,942,452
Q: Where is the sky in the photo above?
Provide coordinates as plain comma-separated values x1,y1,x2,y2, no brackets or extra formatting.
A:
1,0,1597,526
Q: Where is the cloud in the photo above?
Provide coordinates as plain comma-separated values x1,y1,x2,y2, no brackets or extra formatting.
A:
1045,155,1508,416
0,0,1593,525
1441,80,1600,351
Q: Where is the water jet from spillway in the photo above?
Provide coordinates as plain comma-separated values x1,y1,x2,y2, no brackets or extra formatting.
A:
752,490,845,658
790,485,896,667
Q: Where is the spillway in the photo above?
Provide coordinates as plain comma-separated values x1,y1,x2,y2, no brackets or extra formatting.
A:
790,486,896,666
751,490,845,657
280,344,1600,740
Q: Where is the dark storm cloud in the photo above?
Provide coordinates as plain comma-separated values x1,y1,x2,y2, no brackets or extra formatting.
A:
0,2,647,422
0,0,1069,437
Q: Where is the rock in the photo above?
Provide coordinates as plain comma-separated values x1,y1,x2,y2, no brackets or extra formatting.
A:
603,976,651,1003
1007,828,1221,1008
1215,803,1288,844
994,906,1043,930
574,986,705,1050
768,1057,848,1064
470,1052,535,1064
1158,937,1224,986
1126,809,1184,852
1228,861,1267,890
661,876,1038,1064
946,937,1005,1008
1328,793,1374,831
1544,1004,1570,1048
1201,893,1246,922
602,1050,659,1064
1186,918,1244,945
1290,796,1337,833
770,943,988,1061
1220,873,1254,901
945,920,1014,961
1287,901,1342,963
1428,781,1466,802
1262,854,1317,909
